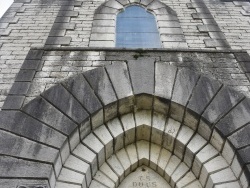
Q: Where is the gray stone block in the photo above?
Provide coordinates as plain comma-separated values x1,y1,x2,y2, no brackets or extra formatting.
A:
147,1,166,10
156,15,178,21
239,62,250,72
234,52,250,62
45,37,71,45
22,97,78,135
42,84,89,125
0,156,54,186
159,28,183,35
184,76,222,130
161,35,185,42
0,17,19,23
192,13,213,19
52,23,75,30
9,82,30,95
128,59,154,95
0,23,8,29
238,146,250,164
57,11,79,17
83,68,117,123
215,98,250,137
0,28,11,36
208,32,226,39
0,130,59,164
26,50,44,60
21,60,42,70
106,62,133,114
202,86,244,124
0,179,49,188
2,96,25,110
154,63,177,115
204,39,230,48
60,5,74,11
104,0,124,9
62,74,103,129
90,33,115,41
95,6,118,14
228,123,250,149
49,30,66,37
54,17,71,23
140,0,154,6
15,70,36,81
158,21,181,28
128,59,154,110
171,68,200,122
197,25,221,32
0,110,67,149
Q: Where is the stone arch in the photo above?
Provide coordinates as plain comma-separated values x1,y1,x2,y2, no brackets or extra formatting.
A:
55,113,241,188
1,62,250,188
89,0,187,48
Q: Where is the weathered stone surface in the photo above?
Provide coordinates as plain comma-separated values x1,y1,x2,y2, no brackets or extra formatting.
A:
42,84,89,124
0,130,59,164
62,74,103,128
83,133,105,166
83,67,117,123
0,111,66,149
197,25,221,32
119,166,171,188
45,37,71,45
215,98,250,137
51,23,75,30
57,11,79,17
15,70,36,81
26,50,44,60
128,59,154,95
94,125,113,159
185,76,222,129
204,39,230,48
1,179,49,188
147,1,166,9
228,123,250,149
199,86,244,140
106,62,134,114
128,59,154,110
22,97,78,135
171,68,200,122
238,146,250,164
21,60,42,70
73,143,98,176
0,156,54,186
154,63,177,115
9,82,30,95
2,96,25,109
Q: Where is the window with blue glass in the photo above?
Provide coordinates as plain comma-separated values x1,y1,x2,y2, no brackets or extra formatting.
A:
116,5,162,48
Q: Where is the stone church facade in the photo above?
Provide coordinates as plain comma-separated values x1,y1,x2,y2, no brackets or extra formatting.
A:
0,0,250,187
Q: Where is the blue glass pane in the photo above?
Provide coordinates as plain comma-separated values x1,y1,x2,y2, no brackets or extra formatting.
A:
116,5,162,48
116,33,162,48
117,6,155,18
116,18,158,32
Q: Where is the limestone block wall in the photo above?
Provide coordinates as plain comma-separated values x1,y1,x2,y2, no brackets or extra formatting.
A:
1,0,250,187
3,49,249,110
1,0,250,109
0,62,250,188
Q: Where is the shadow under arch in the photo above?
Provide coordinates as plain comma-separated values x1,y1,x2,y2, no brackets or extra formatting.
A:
89,0,187,48
1,62,250,188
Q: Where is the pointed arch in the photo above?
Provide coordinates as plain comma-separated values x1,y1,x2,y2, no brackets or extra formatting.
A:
89,0,187,48
0,62,250,187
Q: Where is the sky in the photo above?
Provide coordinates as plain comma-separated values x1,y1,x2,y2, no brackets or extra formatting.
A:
0,0,14,18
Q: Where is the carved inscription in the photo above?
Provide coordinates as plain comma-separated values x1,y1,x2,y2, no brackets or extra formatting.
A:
118,166,171,188
132,175,157,187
